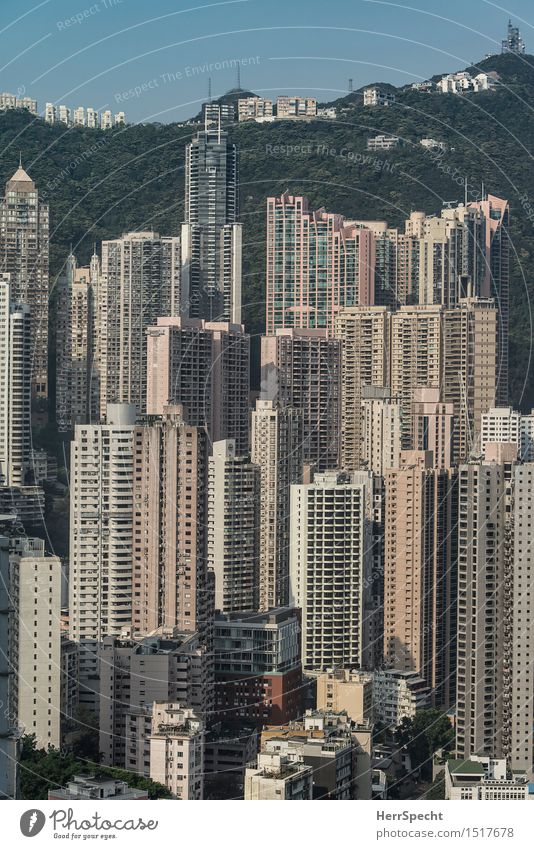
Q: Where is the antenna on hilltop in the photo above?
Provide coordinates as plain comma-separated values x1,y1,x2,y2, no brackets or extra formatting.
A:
348,78,353,93
208,77,212,103
236,61,241,91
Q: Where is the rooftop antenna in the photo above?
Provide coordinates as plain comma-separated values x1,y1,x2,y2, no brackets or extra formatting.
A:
18,151,22,168
481,180,485,202
464,176,468,207
348,78,353,93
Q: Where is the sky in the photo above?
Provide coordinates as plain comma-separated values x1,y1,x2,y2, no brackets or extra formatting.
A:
1,0,534,122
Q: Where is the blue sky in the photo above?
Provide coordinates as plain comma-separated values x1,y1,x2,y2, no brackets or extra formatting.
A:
2,0,533,122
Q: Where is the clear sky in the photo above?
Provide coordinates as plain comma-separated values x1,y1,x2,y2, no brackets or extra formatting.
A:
2,0,533,122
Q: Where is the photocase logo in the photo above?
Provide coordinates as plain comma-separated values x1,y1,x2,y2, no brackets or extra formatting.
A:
20,810,46,837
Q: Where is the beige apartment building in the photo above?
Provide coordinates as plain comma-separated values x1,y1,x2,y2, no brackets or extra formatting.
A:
251,400,303,610
316,669,373,725
10,543,62,748
146,316,250,454
261,329,341,471
334,307,391,470
149,703,204,799
99,231,180,416
132,405,209,635
412,387,454,468
384,451,458,708
361,386,402,475
208,439,259,613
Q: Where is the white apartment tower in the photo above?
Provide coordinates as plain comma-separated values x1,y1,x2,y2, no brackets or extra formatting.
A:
251,400,303,609
0,280,31,486
9,542,62,748
208,440,260,613
289,471,372,672
69,404,136,711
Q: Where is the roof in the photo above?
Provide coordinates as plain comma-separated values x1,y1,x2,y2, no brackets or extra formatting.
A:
7,166,35,189
447,759,485,775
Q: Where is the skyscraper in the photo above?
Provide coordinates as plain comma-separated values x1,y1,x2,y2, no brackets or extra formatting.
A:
266,193,374,334
289,471,373,673
361,387,402,476
251,400,303,609
0,165,49,401
0,279,31,487
181,122,241,322
334,307,391,470
132,406,210,635
69,404,137,711
455,447,516,762
146,316,250,454
99,231,180,416
384,451,458,708
208,439,260,613
9,541,62,748
261,329,340,472
56,250,101,430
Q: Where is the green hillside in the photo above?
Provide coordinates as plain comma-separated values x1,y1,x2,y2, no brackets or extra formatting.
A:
2,51,534,407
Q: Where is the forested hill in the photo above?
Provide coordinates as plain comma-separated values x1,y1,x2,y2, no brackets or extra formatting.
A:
1,51,534,407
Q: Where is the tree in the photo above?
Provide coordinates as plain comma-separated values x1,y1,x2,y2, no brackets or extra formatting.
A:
396,709,454,779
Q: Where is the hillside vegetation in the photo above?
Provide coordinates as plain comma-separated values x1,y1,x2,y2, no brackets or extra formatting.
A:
1,52,533,406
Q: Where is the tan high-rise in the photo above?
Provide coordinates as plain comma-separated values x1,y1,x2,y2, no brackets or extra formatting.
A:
251,400,303,609
132,405,209,635
334,308,390,470
147,316,250,454
384,451,458,708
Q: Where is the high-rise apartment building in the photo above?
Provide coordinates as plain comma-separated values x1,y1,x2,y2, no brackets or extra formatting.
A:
146,316,250,454
69,404,136,711
56,251,101,429
455,447,516,762
9,542,62,748
99,231,180,416
208,440,259,613
442,297,498,461
0,165,49,400
251,400,303,609
412,387,454,469
0,279,31,487
384,451,458,708
0,537,18,798
266,193,374,334
132,405,210,635
182,123,241,322
480,406,521,455
289,471,372,673
361,387,402,475
334,307,390,470
261,329,340,471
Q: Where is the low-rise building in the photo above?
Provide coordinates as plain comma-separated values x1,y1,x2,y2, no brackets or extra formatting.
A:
373,669,431,728
48,775,148,800
204,722,258,799
316,668,373,724
420,138,447,151
363,87,396,107
367,135,402,151
245,751,313,799
238,96,273,121
149,703,204,800
445,757,530,800
276,96,317,119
